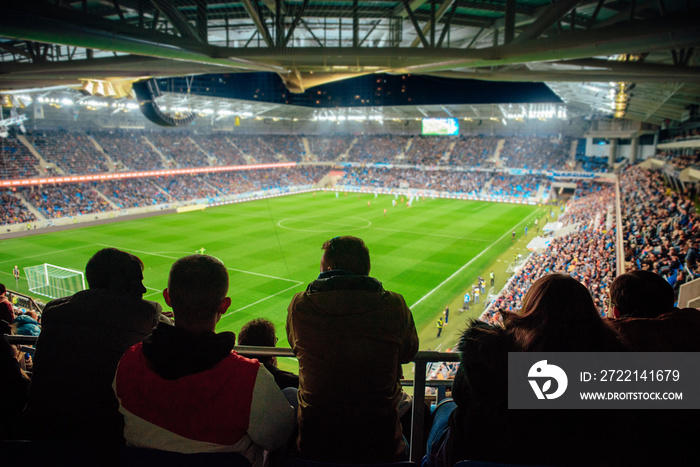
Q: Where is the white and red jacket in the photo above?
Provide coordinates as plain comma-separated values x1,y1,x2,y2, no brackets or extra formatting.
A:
114,328,294,467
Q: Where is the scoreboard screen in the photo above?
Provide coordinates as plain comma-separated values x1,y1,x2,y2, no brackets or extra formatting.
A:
421,118,459,136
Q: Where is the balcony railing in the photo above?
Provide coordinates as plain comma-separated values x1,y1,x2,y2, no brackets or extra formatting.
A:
6,335,459,461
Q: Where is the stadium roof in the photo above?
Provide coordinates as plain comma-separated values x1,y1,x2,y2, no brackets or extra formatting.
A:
1,0,699,126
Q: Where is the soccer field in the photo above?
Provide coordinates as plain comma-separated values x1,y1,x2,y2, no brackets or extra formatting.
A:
0,191,539,351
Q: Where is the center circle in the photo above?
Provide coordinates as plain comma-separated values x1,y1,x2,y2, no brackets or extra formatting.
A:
277,216,372,232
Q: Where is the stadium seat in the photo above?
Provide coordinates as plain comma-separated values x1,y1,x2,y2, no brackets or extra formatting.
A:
121,446,251,467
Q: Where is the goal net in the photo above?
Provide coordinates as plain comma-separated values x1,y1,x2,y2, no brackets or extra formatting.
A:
24,263,86,299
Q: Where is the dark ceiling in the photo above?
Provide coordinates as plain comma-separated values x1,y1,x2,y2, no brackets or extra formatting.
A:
1,0,700,125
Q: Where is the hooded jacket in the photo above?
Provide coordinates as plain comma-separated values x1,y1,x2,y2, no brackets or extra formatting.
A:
286,270,418,463
114,323,294,467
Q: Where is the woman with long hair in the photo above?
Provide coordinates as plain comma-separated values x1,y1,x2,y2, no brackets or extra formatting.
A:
503,273,624,352
426,273,626,467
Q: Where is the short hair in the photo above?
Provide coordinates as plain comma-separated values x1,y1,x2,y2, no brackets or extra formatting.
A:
321,236,371,275
609,270,675,318
238,318,277,347
167,255,229,320
85,248,145,294
0,284,6,295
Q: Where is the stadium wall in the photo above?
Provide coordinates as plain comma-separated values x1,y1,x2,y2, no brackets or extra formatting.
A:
1,207,177,240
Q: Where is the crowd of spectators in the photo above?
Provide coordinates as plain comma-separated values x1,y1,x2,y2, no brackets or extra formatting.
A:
575,154,610,173
486,164,700,319
21,183,111,218
656,148,700,169
96,179,171,209
403,136,453,166
499,135,571,170
619,166,700,294
307,135,354,161
24,130,110,174
89,130,164,171
487,182,616,318
1,167,327,224
659,128,700,143
0,132,592,180
230,135,279,164
261,135,306,162
146,133,210,168
347,135,408,163
0,191,37,225
1,165,555,226
341,167,494,196
189,134,247,166
449,135,498,168
488,174,545,199
0,132,40,179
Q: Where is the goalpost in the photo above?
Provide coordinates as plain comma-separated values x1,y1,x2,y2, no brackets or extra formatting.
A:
24,263,86,300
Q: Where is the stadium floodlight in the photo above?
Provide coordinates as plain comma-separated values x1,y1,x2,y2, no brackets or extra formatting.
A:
24,263,86,300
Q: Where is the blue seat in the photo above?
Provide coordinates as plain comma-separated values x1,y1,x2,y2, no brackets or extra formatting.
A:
121,446,251,467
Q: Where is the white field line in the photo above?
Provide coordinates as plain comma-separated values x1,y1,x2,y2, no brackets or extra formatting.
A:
95,243,303,313
97,244,299,283
222,283,303,317
372,227,490,242
0,244,93,266
409,211,539,310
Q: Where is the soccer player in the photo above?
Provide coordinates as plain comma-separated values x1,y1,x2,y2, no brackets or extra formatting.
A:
13,265,20,288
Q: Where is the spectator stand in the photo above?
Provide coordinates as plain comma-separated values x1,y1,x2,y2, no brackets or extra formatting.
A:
24,129,110,174
0,130,40,179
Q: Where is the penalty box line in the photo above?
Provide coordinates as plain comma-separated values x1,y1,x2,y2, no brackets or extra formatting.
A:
97,244,304,311
97,244,302,284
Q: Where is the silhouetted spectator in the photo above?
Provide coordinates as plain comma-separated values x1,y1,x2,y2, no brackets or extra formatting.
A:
0,284,14,327
0,327,30,439
609,270,700,351
20,248,164,461
115,255,294,467
426,274,625,467
287,236,418,462
238,318,299,390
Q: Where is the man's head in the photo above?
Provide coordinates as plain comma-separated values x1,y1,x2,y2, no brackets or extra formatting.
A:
0,283,6,296
238,318,277,347
238,318,277,365
320,236,370,275
85,248,146,295
163,255,230,331
609,270,675,318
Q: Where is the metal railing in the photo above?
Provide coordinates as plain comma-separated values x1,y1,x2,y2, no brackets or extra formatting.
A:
6,336,458,462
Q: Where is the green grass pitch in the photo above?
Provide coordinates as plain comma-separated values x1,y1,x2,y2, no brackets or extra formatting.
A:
0,190,540,358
